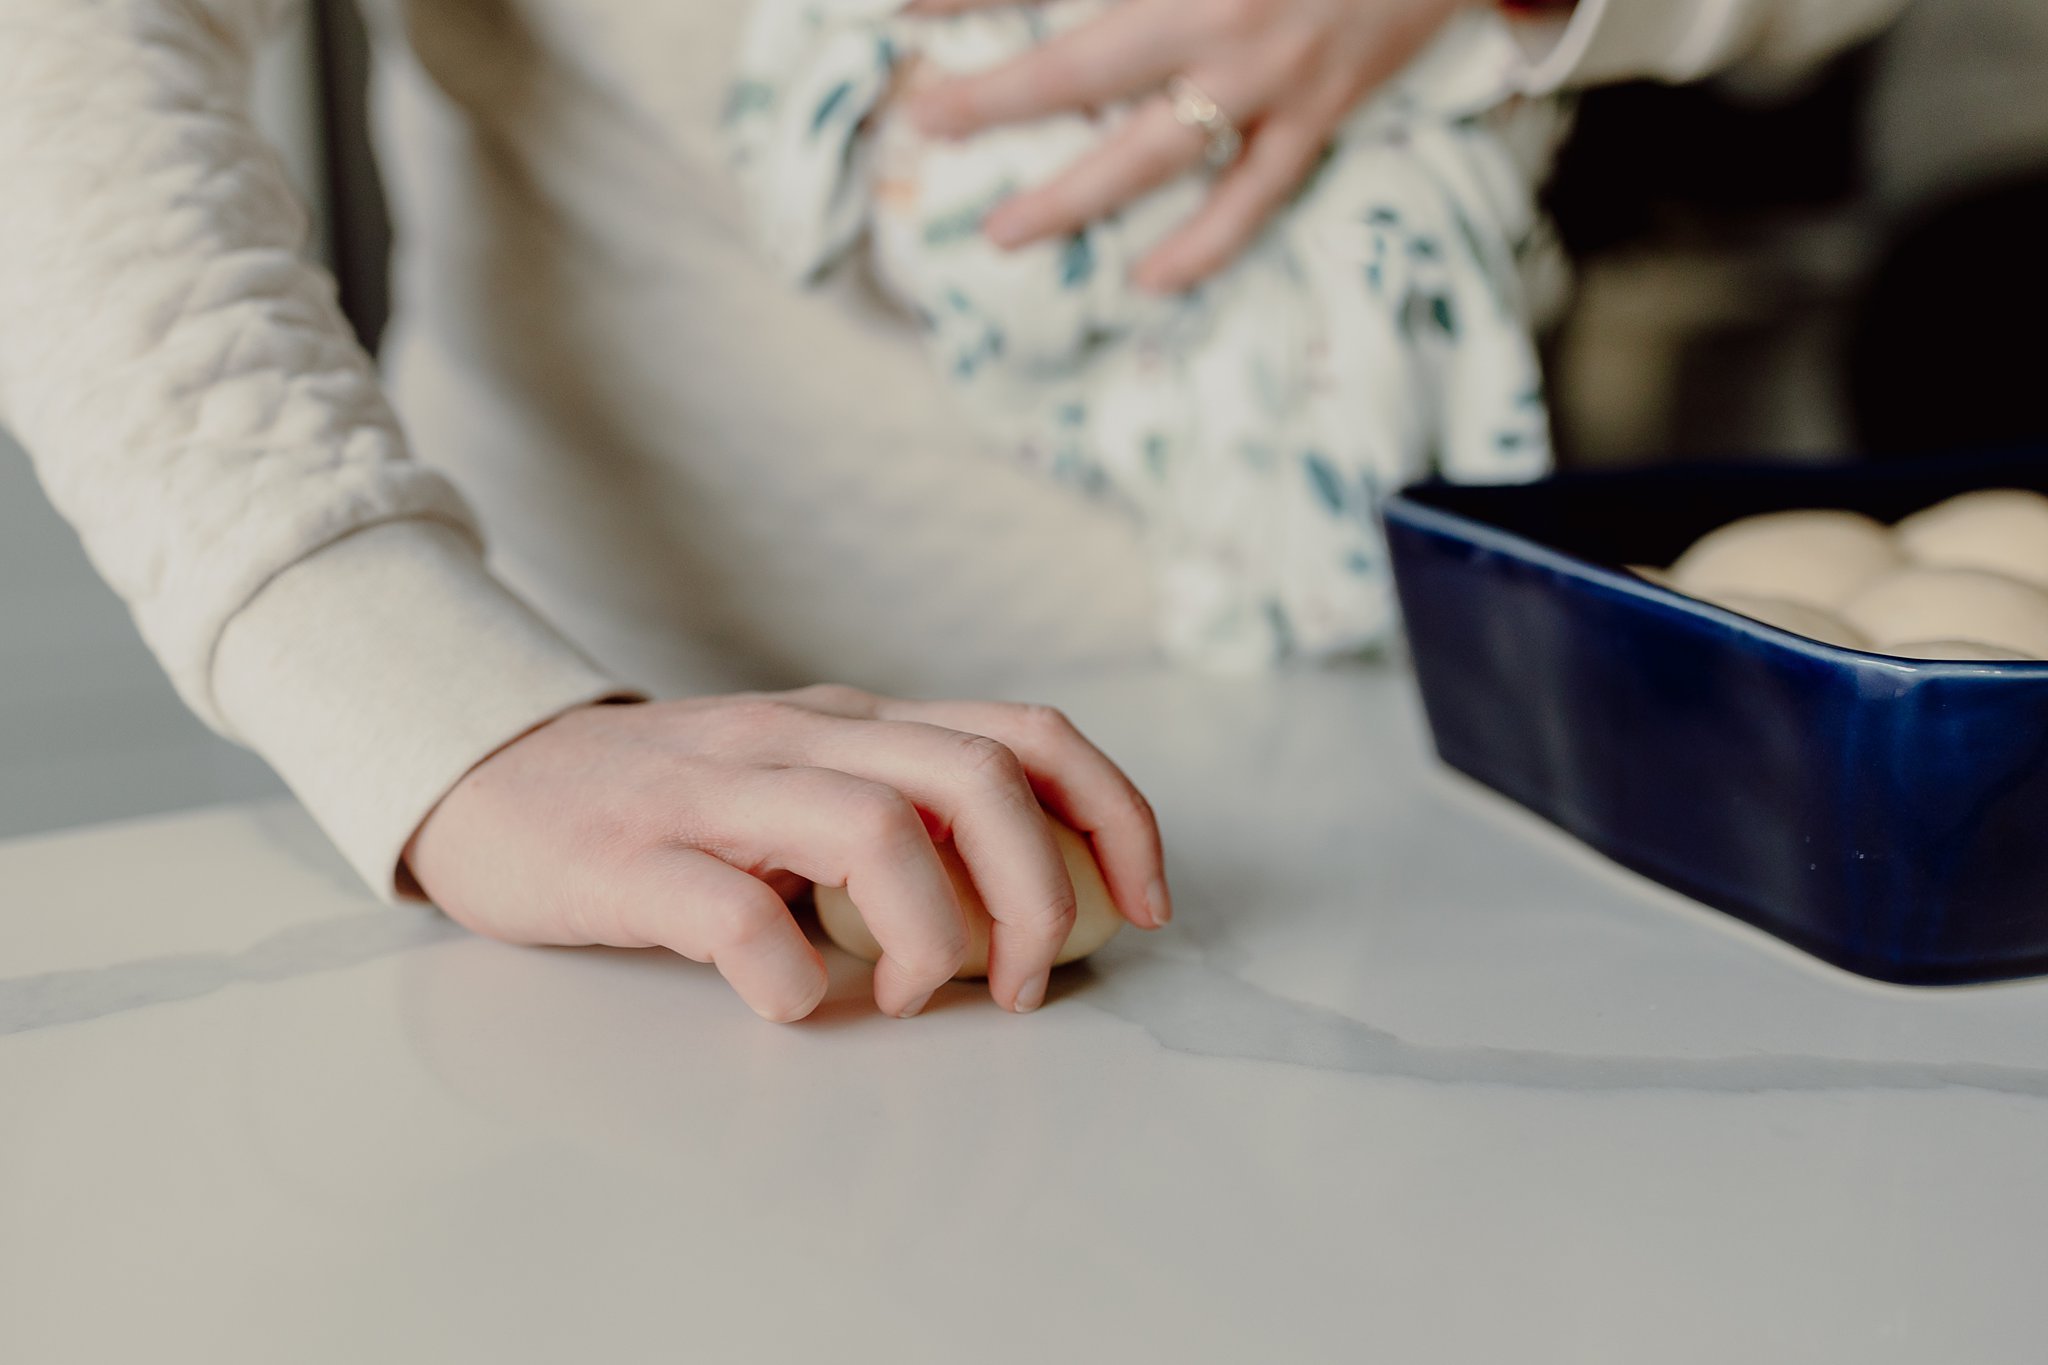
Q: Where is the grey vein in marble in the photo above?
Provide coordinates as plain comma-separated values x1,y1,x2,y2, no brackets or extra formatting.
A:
14,902,2048,1104
0,909,464,1036
1087,951,2048,1102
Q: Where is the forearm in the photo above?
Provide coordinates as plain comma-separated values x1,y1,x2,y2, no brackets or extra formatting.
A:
0,0,626,895
0,0,448,714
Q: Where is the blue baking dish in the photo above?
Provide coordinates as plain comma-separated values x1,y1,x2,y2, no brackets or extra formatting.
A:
1383,448,2048,986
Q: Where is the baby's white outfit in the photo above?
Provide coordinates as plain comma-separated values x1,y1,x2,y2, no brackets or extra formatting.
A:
730,0,1567,669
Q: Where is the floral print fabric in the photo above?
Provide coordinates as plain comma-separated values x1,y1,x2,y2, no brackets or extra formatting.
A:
730,0,1567,669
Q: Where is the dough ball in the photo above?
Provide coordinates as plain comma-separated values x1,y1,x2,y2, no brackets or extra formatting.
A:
1697,591,1871,648
1840,568,2048,658
1894,488,2048,588
1885,639,2031,661
1625,565,1675,588
812,817,1124,980
1671,509,1902,610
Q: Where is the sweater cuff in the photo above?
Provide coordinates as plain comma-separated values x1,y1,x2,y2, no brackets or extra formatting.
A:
1509,0,1738,93
212,519,637,901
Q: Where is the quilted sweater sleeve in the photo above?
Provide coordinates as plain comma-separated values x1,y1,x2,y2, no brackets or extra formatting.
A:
0,0,629,896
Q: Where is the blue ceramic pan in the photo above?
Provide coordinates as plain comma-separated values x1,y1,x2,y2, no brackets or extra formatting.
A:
1384,449,2048,986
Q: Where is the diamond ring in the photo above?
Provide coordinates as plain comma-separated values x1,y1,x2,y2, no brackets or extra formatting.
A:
1167,75,1243,172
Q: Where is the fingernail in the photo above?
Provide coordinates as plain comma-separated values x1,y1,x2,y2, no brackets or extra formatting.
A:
896,988,937,1019
1013,972,1049,1014
1146,877,1173,927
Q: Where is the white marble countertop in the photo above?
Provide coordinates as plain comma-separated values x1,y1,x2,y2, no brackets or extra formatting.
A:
6,668,2048,1363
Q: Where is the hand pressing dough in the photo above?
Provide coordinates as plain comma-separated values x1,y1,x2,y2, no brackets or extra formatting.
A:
1840,568,2048,658
1670,509,1902,610
1894,488,2048,588
1697,591,1871,648
1886,639,2030,661
813,818,1123,979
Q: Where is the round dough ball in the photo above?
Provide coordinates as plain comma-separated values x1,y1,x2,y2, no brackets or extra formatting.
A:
1840,568,2048,658
1885,639,2031,661
813,817,1123,980
1697,591,1871,649
1671,509,1903,610
1895,488,2048,588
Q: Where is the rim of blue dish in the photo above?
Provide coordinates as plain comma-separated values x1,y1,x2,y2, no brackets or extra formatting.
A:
1383,491,2048,680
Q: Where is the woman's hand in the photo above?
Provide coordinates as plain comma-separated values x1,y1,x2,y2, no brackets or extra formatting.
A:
904,0,1476,292
404,686,1171,1023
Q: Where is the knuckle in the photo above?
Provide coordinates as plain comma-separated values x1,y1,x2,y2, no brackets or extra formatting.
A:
1021,884,1080,935
789,682,870,713
1015,702,1077,742
844,783,924,847
899,926,972,979
717,696,802,737
955,733,1028,793
705,892,779,956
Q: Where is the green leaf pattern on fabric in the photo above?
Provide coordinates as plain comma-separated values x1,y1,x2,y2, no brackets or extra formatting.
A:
1304,451,1347,513
809,79,854,137
1142,434,1170,481
722,80,775,127
1059,233,1096,288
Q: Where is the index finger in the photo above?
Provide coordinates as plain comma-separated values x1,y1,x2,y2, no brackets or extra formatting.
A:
878,700,1172,932
906,0,1188,139
730,766,972,1018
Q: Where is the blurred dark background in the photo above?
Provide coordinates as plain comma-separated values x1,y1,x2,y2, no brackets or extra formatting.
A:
1541,0,2048,466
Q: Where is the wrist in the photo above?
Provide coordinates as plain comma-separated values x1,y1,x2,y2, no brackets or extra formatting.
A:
403,695,647,897
214,519,637,902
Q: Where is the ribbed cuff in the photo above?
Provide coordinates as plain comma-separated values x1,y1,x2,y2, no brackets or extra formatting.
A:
212,519,638,900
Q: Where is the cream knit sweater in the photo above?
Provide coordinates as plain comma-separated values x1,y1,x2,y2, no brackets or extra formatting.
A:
0,0,1905,897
